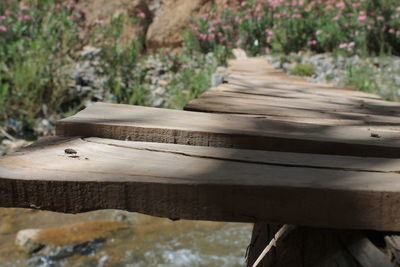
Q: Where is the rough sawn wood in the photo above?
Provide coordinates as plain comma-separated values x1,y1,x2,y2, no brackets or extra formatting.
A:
56,102,400,158
1,137,400,231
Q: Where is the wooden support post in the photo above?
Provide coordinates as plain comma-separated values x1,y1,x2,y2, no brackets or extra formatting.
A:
247,222,394,267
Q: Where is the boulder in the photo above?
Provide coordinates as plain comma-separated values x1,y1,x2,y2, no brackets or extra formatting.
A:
146,0,228,50
16,220,128,260
76,0,152,44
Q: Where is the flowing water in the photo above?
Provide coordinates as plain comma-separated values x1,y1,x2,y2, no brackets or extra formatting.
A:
0,208,252,266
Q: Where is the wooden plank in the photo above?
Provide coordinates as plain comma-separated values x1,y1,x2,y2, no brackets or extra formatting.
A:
226,74,371,96
2,137,400,230
56,102,400,158
215,83,382,102
185,91,400,119
224,58,379,99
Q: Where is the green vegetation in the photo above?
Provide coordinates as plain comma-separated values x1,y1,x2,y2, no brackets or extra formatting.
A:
186,0,400,57
184,0,400,101
345,64,399,101
290,63,315,77
1,0,400,137
0,1,219,136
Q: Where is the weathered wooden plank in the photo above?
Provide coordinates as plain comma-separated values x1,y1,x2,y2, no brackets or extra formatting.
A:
56,103,400,158
224,58,379,99
1,137,400,231
214,83,383,103
185,91,400,119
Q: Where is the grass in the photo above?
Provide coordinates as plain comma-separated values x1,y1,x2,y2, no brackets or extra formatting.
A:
345,64,399,101
290,63,315,77
0,1,219,138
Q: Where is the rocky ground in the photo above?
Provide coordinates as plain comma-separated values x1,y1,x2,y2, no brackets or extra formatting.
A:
266,53,400,100
0,208,251,266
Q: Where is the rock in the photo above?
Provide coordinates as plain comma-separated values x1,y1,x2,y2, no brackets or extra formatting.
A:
16,229,43,253
1,139,29,154
211,73,224,87
232,48,247,59
0,222,15,235
77,0,152,45
282,62,293,72
393,75,400,86
33,119,54,137
16,221,129,263
270,52,400,101
80,46,101,59
146,0,228,50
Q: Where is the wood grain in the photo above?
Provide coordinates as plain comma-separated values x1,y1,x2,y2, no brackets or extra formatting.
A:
185,91,400,120
2,137,400,231
56,102,400,158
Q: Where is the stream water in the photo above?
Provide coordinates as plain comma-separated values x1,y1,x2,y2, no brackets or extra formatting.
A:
0,208,252,266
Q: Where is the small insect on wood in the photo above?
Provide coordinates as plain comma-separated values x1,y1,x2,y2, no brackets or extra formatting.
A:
64,148,77,154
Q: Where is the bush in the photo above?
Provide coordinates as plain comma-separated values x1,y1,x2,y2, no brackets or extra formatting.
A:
0,1,150,132
185,0,400,57
290,63,315,77
0,1,85,129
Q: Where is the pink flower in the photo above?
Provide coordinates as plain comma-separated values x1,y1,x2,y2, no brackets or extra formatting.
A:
336,2,345,8
332,15,339,21
339,43,348,49
377,16,384,21
234,17,243,23
207,33,215,41
352,3,360,8
291,14,301,18
94,19,105,25
199,33,207,40
241,1,246,7
316,30,323,35
0,16,6,20
55,3,61,10
389,28,395,34
348,42,355,47
265,47,270,54
67,2,76,10
265,29,273,36
135,8,146,18
308,40,317,45
20,4,29,11
357,15,367,21
0,25,7,32
18,14,32,21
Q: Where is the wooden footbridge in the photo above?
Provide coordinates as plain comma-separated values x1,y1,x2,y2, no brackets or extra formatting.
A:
1,57,400,266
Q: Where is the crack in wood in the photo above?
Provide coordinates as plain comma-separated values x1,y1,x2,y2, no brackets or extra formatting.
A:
82,138,400,175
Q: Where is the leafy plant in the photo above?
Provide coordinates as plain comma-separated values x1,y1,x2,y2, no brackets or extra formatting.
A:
185,0,400,57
